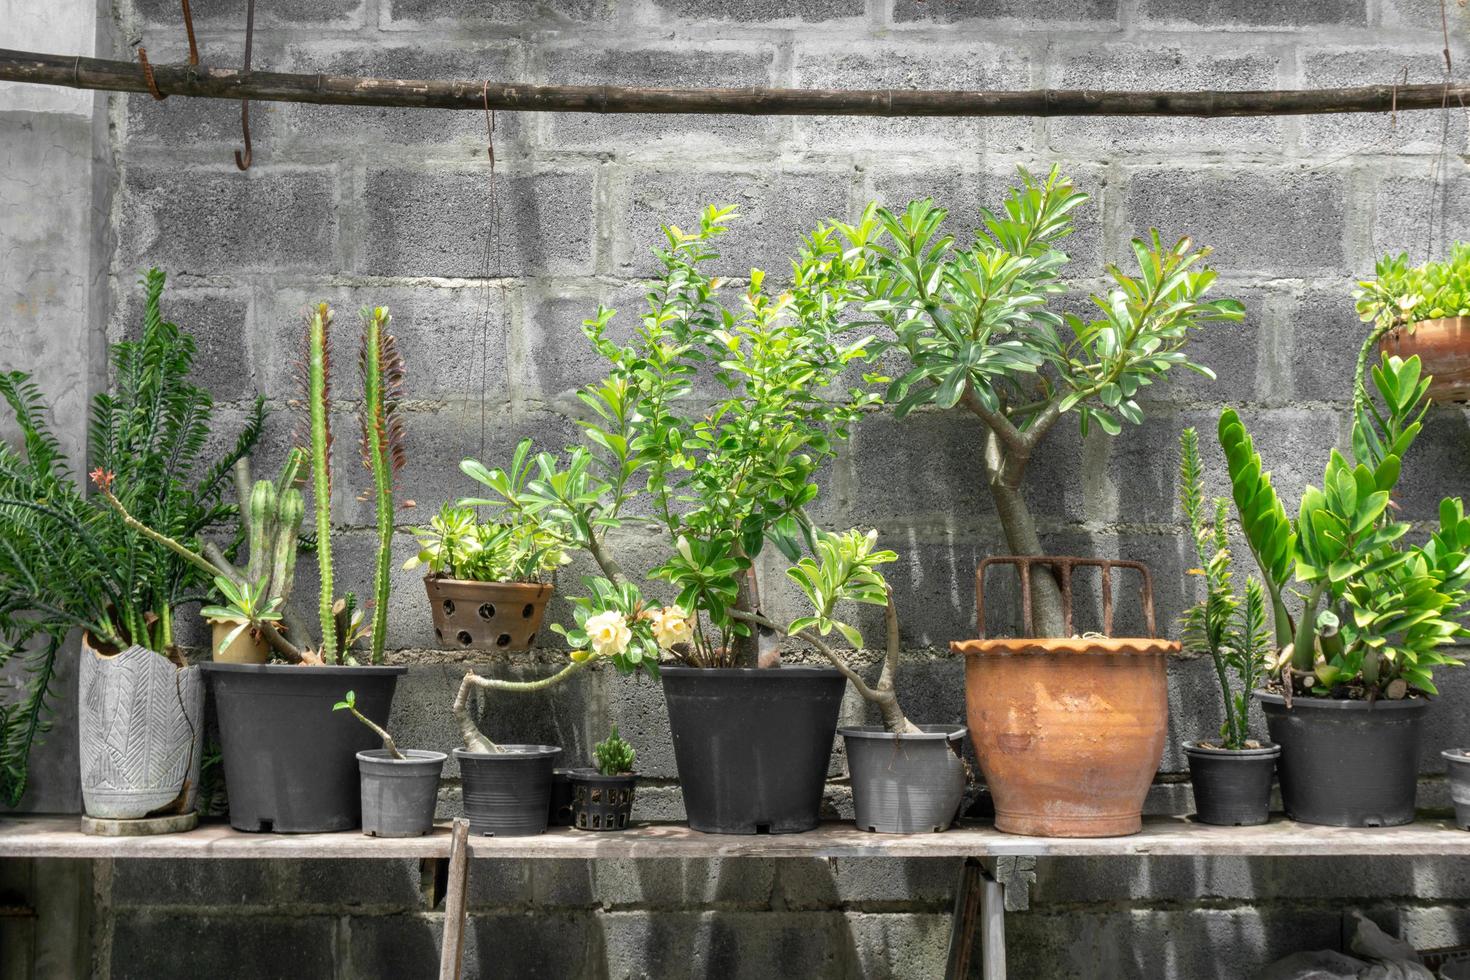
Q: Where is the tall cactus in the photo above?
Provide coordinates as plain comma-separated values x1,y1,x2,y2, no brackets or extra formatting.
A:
359,306,405,665
307,303,338,663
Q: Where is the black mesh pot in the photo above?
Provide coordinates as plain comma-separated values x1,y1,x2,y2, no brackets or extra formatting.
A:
1258,692,1428,827
568,772,637,832
661,666,844,834
548,768,594,827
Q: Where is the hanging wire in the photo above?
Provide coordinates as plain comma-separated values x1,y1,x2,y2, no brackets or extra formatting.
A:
476,80,500,457
234,0,256,171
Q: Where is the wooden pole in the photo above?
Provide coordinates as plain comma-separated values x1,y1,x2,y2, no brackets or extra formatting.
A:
2,47,1468,118
437,818,470,980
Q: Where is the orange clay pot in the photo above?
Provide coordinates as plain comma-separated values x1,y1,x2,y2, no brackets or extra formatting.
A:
1380,316,1470,402
951,636,1175,838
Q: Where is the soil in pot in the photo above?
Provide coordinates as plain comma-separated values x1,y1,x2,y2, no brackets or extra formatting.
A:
1259,692,1428,828
953,637,1173,838
661,665,845,835
424,577,552,652
841,724,967,834
358,749,446,838
1184,741,1279,827
455,745,561,836
1443,749,1470,830
1380,316,1470,402
202,663,406,833
569,772,637,832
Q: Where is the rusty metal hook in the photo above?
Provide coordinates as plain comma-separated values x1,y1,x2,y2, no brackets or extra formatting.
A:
181,0,200,66
136,47,166,100
234,0,256,171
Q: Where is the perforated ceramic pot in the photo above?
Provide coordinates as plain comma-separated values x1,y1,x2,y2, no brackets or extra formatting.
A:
424,577,552,652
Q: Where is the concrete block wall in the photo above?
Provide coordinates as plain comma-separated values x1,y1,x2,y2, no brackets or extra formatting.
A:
11,0,1470,974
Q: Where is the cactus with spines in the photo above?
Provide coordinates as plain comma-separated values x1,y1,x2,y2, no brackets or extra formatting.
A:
359,306,406,666
307,303,338,663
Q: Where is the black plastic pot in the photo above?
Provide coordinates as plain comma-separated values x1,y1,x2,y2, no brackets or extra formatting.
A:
841,724,968,834
1184,741,1279,827
202,663,406,833
661,665,844,835
547,767,593,828
569,772,638,832
1258,691,1429,827
1443,749,1470,830
454,745,561,836
358,749,446,838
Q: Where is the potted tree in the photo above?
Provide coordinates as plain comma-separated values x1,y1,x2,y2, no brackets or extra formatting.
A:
0,270,264,832
1356,243,1470,402
404,503,565,651
1176,427,1278,827
449,207,964,835
334,690,445,838
1218,352,1470,827
569,725,638,832
840,167,1244,837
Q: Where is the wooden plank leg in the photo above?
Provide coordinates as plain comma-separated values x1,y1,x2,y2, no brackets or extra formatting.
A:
944,857,1006,980
438,818,471,980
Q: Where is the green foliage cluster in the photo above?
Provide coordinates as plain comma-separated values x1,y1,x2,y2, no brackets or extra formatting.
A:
403,503,567,583
0,270,265,804
1178,427,1272,749
594,724,636,776
1220,355,1470,698
1356,243,1470,329
461,206,891,669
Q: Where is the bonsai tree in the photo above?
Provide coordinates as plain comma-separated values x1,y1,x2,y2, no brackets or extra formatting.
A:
839,166,1244,636
451,208,925,751
0,270,265,804
1218,353,1470,699
593,725,635,776
1177,427,1272,748
95,303,407,666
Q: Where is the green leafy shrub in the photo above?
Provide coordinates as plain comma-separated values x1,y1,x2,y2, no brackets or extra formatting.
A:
1356,243,1470,330
403,503,566,583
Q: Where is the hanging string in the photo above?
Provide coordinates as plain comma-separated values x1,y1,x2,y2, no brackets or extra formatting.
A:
1424,0,1462,259
476,80,500,458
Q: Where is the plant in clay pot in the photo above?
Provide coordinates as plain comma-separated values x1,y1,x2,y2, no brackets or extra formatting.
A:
569,725,639,832
1356,243,1470,402
0,269,264,830
405,502,566,652
1176,427,1279,827
1217,352,1470,827
335,690,445,838
448,208,958,834
834,166,1243,837
109,302,414,832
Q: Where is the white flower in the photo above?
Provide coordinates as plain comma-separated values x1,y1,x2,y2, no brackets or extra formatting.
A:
585,610,632,659
648,605,693,650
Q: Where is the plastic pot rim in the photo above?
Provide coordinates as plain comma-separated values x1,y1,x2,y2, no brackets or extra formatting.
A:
200,662,407,677
658,664,844,679
1255,690,1432,712
839,723,967,742
453,745,561,760
1182,740,1280,759
357,748,448,765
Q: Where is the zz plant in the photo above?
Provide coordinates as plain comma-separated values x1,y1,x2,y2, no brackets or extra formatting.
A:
0,270,265,804
839,166,1244,636
1219,354,1470,699
451,208,925,752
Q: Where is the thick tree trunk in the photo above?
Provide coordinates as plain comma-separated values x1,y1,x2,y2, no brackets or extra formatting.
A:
982,431,1067,639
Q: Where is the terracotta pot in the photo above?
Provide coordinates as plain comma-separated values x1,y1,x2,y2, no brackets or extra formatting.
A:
423,577,552,652
207,618,270,664
1380,316,1470,402
952,636,1174,837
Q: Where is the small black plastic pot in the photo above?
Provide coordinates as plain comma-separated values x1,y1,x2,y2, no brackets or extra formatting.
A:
548,768,593,828
662,665,844,835
358,749,446,838
454,745,561,837
1443,749,1470,830
1258,691,1429,827
202,663,407,833
1184,741,1279,827
569,771,638,832
840,724,967,834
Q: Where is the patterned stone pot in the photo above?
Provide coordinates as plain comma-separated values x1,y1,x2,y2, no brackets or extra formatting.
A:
79,636,203,821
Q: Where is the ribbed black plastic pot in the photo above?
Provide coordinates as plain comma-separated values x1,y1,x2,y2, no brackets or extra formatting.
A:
1443,750,1470,830
357,749,446,838
569,772,638,832
454,745,561,836
662,666,844,834
1184,741,1279,826
841,724,967,834
1258,691,1429,827
202,663,406,833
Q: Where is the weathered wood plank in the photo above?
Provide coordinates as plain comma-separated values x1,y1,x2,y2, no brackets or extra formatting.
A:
1,48,1468,118
3,815,1469,860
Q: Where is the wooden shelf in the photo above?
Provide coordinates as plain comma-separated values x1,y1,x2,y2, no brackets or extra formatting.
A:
4,814,1468,860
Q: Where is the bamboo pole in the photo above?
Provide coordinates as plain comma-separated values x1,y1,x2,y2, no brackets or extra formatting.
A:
2,47,1468,118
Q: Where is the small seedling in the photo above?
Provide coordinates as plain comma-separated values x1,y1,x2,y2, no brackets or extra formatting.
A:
593,725,636,776
333,690,404,760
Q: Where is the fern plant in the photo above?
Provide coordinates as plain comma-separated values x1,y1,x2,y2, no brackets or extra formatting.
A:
0,269,265,805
